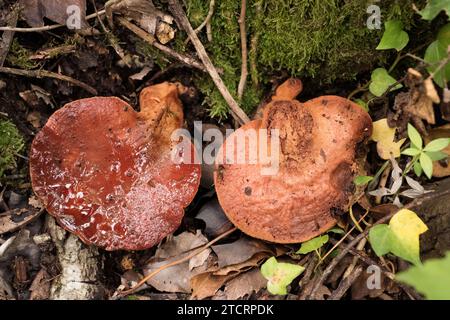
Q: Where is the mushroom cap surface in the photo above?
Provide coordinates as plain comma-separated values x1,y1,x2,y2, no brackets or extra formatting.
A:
214,95,372,243
30,83,200,250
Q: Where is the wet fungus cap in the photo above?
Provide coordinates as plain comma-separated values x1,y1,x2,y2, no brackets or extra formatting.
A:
30,82,201,251
214,85,373,244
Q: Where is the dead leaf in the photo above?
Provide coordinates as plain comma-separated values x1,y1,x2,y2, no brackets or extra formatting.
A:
129,66,152,81
0,207,43,235
424,78,440,104
220,268,267,300
142,230,211,293
371,119,405,160
196,198,233,238
109,0,175,43
351,269,388,299
27,111,41,129
212,236,273,268
29,269,50,300
19,0,88,28
190,271,237,300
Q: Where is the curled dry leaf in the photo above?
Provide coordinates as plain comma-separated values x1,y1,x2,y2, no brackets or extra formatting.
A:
214,79,373,243
371,119,405,160
19,0,88,28
30,82,201,250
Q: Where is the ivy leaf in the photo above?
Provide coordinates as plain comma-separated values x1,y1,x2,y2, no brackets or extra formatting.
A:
368,209,428,265
420,152,433,179
371,119,406,159
369,68,403,97
408,123,423,149
260,257,304,295
354,99,369,112
414,161,423,177
424,40,450,88
327,227,345,235
396,252,450,300
368,224,392,256
376,20,409,51
354,175,374,186
296,235,329,254
419,0,450,21
423,138,450,152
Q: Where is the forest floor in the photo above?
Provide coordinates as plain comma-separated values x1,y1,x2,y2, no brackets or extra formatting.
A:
0,0,450,300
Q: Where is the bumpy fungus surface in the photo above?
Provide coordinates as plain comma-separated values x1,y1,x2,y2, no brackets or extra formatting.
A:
214,79,372,243
30,82,201,250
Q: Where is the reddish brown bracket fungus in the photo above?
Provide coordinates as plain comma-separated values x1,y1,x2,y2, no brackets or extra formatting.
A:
214,79,372,243
30,82,201,250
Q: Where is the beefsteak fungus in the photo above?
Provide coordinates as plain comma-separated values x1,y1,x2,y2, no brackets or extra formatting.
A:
30,82,201,250
214,79,372,243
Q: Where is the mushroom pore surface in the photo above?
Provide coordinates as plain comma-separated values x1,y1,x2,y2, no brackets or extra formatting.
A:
30,83,200,250
214,95,372,243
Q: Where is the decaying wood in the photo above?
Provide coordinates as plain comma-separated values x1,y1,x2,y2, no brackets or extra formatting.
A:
47,217,103,300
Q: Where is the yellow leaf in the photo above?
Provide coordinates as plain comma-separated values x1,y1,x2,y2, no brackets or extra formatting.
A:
371,119,405,160
389,209,428,265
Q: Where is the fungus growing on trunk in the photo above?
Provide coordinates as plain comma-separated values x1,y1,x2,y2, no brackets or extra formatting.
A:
214,79,372,243
30,82,201,250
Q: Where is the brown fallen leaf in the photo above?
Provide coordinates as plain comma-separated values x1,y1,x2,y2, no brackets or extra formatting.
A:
221,268,267,300
196,197,233,238
29,269,51,300
212,236,273,268
0,207,43,235
19,0,88,28
142,230,211,293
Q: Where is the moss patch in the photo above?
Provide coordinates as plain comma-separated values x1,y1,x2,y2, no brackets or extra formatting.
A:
180,0,425,118
0,119,24,178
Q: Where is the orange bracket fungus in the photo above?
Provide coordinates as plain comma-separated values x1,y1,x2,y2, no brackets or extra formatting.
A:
30,82,201,250
214,79,373,243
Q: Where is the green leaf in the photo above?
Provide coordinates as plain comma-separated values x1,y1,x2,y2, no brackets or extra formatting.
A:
414,161,423,177
368,209,428,265
423,138,450,152
327,227,345,235
376,20,409,51
420,152,433,179
353,175,374,186
407,123,423,149
296,235,329,254
401,147,421,156
437,23,450,47
369,224,392,256
354,99,369,112
396,252,450,300
369,68,403,97
260,257,304,295
424,40,450,88
419,0,450,21
426,151,448,161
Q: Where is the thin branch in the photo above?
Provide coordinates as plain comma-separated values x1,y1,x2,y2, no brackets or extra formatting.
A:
118,227,237,296
328,265,363,300
168,0,250,125
237,0,248,100
0,67,97,95
0,6,19,67
194,0,215,41
117,17,207,73
0,10,105,33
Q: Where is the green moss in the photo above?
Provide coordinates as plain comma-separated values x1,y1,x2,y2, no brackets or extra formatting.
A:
6,39,39,69
0,120,24,178
184,0,424,119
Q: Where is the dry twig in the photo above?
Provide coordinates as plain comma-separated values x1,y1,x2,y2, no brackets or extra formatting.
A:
168,0,250,125
0,67,97,94
0,7,19,67
117,17,207,73
118,227,237,296
237,0,248,100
